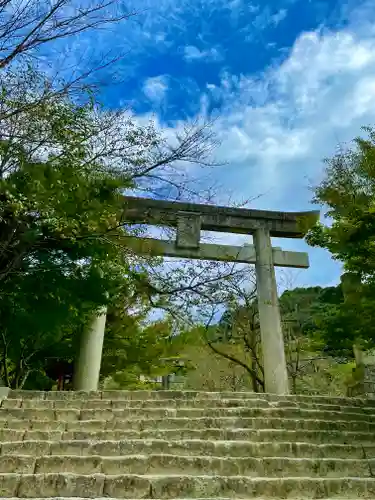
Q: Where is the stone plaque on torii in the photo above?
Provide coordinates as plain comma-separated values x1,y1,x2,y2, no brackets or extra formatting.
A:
74,197,319,395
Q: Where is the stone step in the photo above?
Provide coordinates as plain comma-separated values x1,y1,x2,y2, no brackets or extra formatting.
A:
0,498,362,500
0,399,268,410
1,405,374,422
2,453,375,477
3,416,375,432
2,427,374,444
1,390,374,499
0,498,360,500
2,439,374,459
0,473,375,498
4,398,375,414
8,390,375,408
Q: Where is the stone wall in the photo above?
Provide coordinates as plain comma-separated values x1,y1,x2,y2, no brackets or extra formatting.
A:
347,363,375,397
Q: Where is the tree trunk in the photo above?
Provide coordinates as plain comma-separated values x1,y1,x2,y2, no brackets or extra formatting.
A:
18,369,30,389
353,344,364,367
0,331,9,387
205,340,264,392
251,355,259,392
291,374,297,394
245,331,264,392
11,359,28,389
1,354,9,388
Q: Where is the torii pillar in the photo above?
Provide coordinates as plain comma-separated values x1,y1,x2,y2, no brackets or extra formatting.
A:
254,228,289,394
73,308,107,392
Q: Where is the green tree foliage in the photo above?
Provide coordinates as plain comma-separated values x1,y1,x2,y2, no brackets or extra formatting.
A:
0,96,128,387
0,0,229,391
100,284,193,390
0,268,97,388
306,127,375,355
278,286,347,357
280,286,341,334
171,324,254,392
0,77,218,388
214,301,264,392
159,282,363,396
307,127,375,281
313,278,375,359
207,285,353,394
278,284,375,395
102,313,183,382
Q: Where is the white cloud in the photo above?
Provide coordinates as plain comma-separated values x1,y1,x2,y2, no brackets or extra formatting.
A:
138,16,375,264
252,6,288,31
121,2,375,287
184,45,223,62
271,8,287,25
200,22,375,213
143,76,168,103
178,8,375,286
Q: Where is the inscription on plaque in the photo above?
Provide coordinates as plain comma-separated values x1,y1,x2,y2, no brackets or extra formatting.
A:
176,212,201,249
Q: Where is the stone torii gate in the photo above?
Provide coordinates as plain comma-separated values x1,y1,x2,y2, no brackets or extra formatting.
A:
74,197,319,395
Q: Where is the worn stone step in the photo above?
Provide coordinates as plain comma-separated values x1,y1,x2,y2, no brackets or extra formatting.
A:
0,473,375,498
3,454,375,477
0,498,362,500
8,390,375,407
4,398,375,415
2,498,357,500
0,498,361,500
2,404,374,422
4,427,375,444
3,415,375,432
2,438,375,459
5,399,271,410
0,498,363,500
65,407,375,421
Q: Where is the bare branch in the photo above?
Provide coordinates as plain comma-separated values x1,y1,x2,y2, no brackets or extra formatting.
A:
0,0,136,69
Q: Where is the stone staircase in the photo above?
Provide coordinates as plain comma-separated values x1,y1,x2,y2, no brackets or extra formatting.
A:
0,390,375,498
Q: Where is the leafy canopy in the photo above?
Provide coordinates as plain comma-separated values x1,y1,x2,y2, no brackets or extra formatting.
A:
307,127,375,281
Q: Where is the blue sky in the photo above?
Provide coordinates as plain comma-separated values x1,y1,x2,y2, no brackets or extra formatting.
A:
55,0,375,289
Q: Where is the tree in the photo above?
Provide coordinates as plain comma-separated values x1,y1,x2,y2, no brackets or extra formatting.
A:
307,128,375,356
102,308,185,384
166,278,365,396
278,285,375,395
0,0,137,127
0,0,135,70
279,289,326,393
138,263,266,392
98,276,196,390
213,293,264,393
192,267,266,392
279,287,339,335
0,76,221,387
207,285,345,395
309,278,375,361
0,94,129,387
0,63,220,282
213,287,324,394
0,0,237,391
0,265,101,388
307,127,375,281
170,324,254,392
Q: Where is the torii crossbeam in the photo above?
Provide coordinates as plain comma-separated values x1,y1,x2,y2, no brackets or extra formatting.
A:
74,197,319,395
